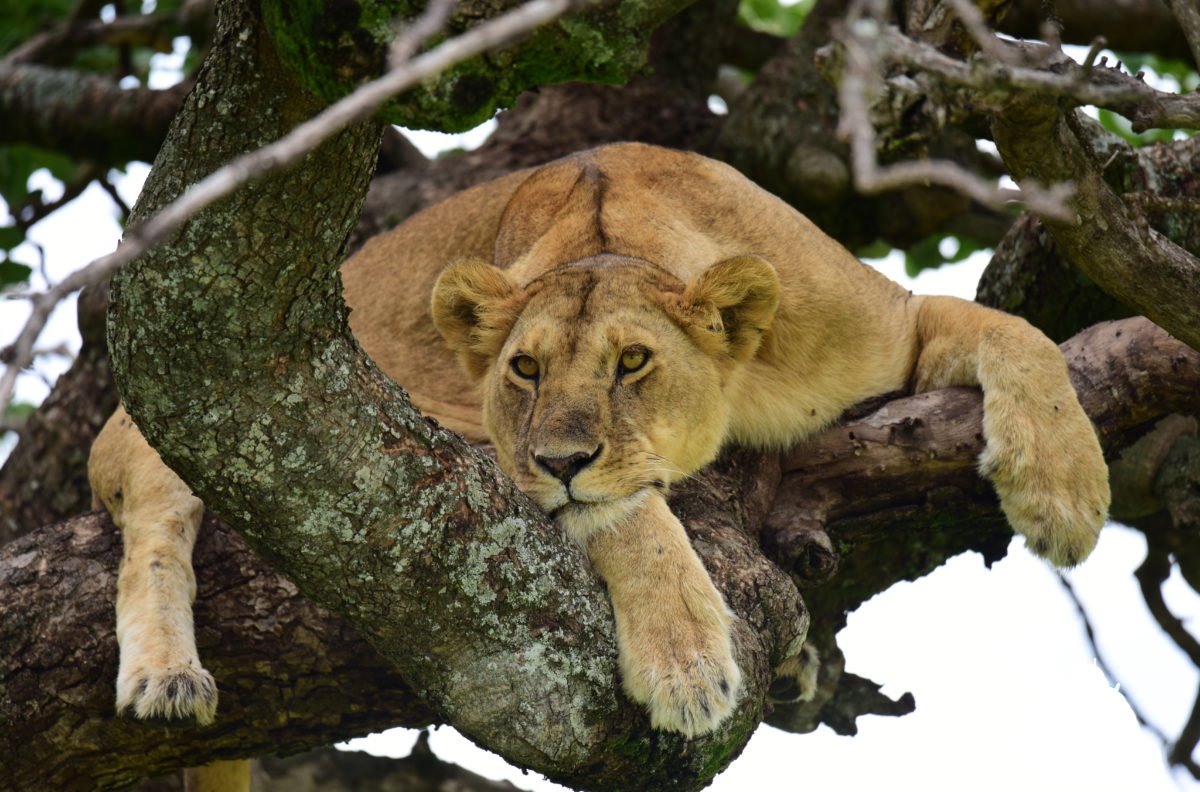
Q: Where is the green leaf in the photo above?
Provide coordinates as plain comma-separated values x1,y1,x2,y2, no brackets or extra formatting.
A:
0,145,77,208
0,0,76,56
1097,108,1182,148
737,0,814,37
904,233,988,278
0,259,32,289
0,226,24,252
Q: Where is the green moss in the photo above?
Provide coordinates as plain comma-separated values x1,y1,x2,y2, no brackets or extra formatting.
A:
260,0,690,132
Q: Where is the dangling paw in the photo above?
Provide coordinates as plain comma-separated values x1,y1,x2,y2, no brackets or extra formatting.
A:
117,659,217,727
981,400,1110,568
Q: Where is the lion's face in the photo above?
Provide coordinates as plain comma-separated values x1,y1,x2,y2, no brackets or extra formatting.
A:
432,254,779,540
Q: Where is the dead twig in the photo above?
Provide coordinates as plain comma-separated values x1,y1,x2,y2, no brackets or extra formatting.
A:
1055,573,1167,743
834,3,1076,221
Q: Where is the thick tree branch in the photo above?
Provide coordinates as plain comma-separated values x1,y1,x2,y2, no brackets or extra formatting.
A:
1000,0,1195,64
992,106,1200,353
3,318,1194,787
0,62,190,163
0,514,434,790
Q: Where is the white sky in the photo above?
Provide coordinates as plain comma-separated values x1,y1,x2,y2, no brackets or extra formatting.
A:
0,32,1197,792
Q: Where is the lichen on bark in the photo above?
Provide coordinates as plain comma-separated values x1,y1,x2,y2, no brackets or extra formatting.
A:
102,0,788,787
260,0,698,132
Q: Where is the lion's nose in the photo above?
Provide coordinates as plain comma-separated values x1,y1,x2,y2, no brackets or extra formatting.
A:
533,445,602,485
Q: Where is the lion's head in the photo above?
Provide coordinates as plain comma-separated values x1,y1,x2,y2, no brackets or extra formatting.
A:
431,253,779,541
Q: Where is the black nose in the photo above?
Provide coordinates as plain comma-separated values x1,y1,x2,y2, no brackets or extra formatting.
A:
534,446,602,484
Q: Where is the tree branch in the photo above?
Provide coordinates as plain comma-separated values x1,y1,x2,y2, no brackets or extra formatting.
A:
4,318,1193,787
0,0,589,416
1164,0,1200,71
2,1,213,68
999,0,1195,64
0,62,190,163
992,106,1200,353
0,513,434,790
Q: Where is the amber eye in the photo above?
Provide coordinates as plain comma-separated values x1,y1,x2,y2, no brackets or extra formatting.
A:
512,354,539,379
618,347,649,375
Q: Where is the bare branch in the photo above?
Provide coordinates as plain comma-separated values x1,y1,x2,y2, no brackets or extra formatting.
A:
2,2,211,67
389,0,457,68
832,6,1076,221
0,0,587,415
876,24,1200,132
1055,573,1168,742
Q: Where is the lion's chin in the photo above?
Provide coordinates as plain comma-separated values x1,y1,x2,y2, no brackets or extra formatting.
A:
550,489,652,546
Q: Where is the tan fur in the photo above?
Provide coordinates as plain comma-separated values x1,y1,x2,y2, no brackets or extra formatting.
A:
184,760,251,792
90,405,216,725
90,143,1110,745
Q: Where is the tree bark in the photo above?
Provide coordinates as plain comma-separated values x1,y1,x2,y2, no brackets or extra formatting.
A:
0,62,190,165
0,284,115,544
104,0,795,789
0,512,433,791
992,107,1200,353
5,317,1195,788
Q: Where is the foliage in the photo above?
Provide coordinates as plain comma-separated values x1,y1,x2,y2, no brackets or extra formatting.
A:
0,0,75,56
261,0,696,131
737,0,813,37
0,145,78,272
903,233,989,278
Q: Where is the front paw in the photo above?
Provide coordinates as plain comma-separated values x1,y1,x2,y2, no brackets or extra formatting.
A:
981,406,1110,567
116,660,218,727
618,616,741,738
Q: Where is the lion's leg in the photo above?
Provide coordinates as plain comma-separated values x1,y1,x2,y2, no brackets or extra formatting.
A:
183,759,252,792
89,405,217,725
913,296,1110,566
585,493,741,737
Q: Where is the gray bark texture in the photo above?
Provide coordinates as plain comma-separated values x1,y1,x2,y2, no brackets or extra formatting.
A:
102,0,794,789
4,315,1195,789
3,0,1200,788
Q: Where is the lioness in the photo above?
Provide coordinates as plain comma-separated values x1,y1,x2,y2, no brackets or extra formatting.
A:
90,143,1109,746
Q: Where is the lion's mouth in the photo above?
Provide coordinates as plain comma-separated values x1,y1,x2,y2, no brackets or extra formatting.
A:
545,489,654,543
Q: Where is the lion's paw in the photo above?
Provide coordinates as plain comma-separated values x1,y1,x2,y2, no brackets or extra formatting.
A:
619,620,741,738
117,660,217,727
769,642,820,703
980,405,1110,568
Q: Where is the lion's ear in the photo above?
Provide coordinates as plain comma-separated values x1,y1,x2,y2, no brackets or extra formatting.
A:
431,259,519,380
681,256,780,362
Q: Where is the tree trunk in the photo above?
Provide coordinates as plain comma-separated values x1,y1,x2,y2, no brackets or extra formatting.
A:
103,0,795,788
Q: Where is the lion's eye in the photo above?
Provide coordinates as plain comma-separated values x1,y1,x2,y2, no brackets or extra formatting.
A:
512,354,539,379
618,347,649,375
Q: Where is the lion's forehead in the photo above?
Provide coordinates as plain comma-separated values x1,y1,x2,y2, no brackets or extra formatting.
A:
516,303,676,360
508,267,684,363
